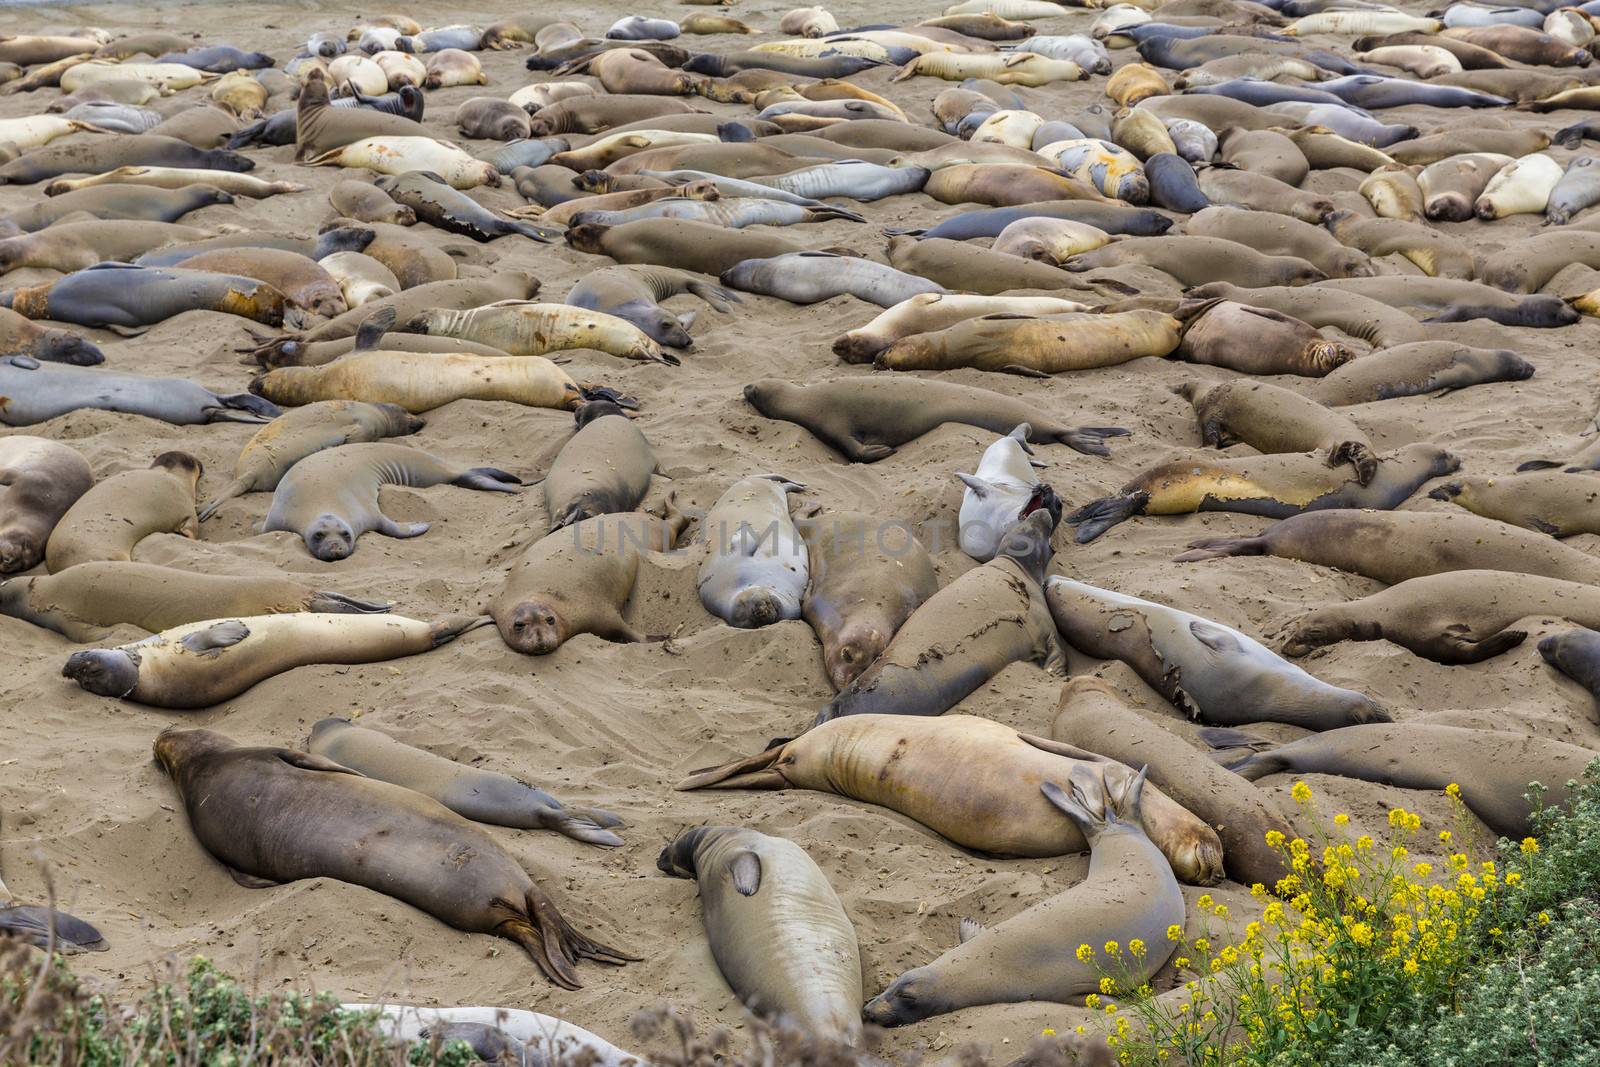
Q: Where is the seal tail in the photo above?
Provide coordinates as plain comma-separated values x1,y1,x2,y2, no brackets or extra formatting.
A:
675,743,788,790
428,614,495,647
547,806,625,848
1065,491,1149,543
1172,534,1267,562
307,591,392,614
498,884,637,989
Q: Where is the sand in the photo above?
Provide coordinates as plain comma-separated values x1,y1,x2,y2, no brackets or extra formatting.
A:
4,0,1600,1059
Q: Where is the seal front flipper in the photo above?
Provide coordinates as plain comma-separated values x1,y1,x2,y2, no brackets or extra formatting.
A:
958,917,984,944
728,849,762,895
353,305,398,350
1196,726,1273,752
1423,625,1527,665
1172,533,1267,562
1067,490,1150,543
1187,620,1242,660
278,749,366,776
180,619,250,654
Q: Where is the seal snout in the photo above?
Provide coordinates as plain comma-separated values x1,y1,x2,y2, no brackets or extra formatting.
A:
730,589,781,629
501,601,565,655
0,532,37,575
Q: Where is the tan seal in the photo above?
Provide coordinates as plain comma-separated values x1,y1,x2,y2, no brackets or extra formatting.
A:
46,452,200,572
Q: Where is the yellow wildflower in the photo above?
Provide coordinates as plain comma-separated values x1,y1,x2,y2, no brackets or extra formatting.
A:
1084,994,1101,1010
1291,781,1313,803
1392,845,1409,860
1129,938,1146,957
1076,943,1094,963
1539,912,1551,925
1100,977,1116,995
1521,837,1540,855
1042,1029,1055,1037
1403,958,1419,975
1104,940,1121,956
1197,894,1214,910
1506,872,1522,887
1334,813,1349,826
1265,829,1286,848
1445,783,1460,799
1355,835,1374,851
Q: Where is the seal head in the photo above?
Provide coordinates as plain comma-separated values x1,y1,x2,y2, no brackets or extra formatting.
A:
499,598,567,655
304,513,357,561
564,223,609,255
654,825,718,877
730,587,783,629
62,648,140,699
0,531,39,574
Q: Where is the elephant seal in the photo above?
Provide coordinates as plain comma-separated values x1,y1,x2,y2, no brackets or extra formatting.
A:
1176,299,1355,377
1214,723,1596,839
893,201,1172,242
294,68,425,159
1,562,388,642
865,764,1184,1026
957,426,1062,562
0,134,251,185
658,827,861,1042
678,713,1222,882
883,235,1106,297
307,718,622,846
1280,570,1600,664
744,377,1127,461
1481,232,1600,295
1219,127,1309,187
456,97,531,140
1475,153,1563,221
1182,282,1424,348
833,294,1091,362
2,184,232,233
565,219,811,276
1143,152,1211,213
544,398,655,530
0,436,92,574
401,302,667,363
0,808,107,951
0,306,102,366
565,265,737,349
348,1005,641,1067
991,218,1113,264
1431,472,1600,537
1309,341,1533,406
874,309,1183,374
721,252,943,308
2,262,286,332
1546,156,1600,226
1068,443,1457,542
1541,627,1600,702
1418,152,1513,222
491,503,686,654
249,272,540,351
151,728,632,987
1179,378,1375,483
1051,677,1289,888
328,180,415,225
1176,509,1600,585
1195,165,1334,226
1067,236,1325,288
200,400,423,521
1312,277,1577,329
1324,211,1474,280
0,220,218,277
70,614,487,707
176,247,347,323
800,510,938,691
1046,576,1389,729
1386,129,1548,167
263,443,521,561
372,171,555,242
46,452,201,573
1442,25,1590,66
697,474,808,628
0,357,278,426
250,351,582,414
817,510,1061,723
921,163,1108,208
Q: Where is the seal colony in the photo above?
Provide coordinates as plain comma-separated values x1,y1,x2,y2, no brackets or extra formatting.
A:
3,0,1600,1057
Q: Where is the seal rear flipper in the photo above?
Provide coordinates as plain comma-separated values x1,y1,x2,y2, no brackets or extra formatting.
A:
1066,491,1149,543
453,466,524,493
197,478,250,522
428,614,495,647
1213,748,1284,781
499,884,637,989
1172,533,1266,562
1515,459,1563,472
211,393,281,423
0,905,108,953
685,279,742,312
1327,441,1378,486
307,591,392,614
675,742,788,790
1196,726,1272,752
544,807,625,848
512,221,560,242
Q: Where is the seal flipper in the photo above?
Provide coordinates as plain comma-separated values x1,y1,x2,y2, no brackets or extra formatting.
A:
1053,426,1130,458
209,393,281,423
306,591,392,614
958,917,984,944
353,305,398,350
376,516,431,538
1425,625,1527,665
498,883,638,989
1067,490,1150,543
452,466,524,493
180,620,250,654
0,904,108,953
1187,620,1242,658
543,807,625,848
1327,441,1379,486
1018,733,1110,765
427,614,495,647
1196,726,1272,752
225,866,283,889
278,750,365,776
675,743,788,790
1173,533,1267,562
957,473,991,498
728,849,762,896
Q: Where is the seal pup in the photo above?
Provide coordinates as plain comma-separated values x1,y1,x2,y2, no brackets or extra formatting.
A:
0,811,107,954
544,397,656,530
1213,723,1597,839
351,1005,642,1067
565,265,737,350
1,563,389,642
1178,379,1377,484
744,377,1127,460
1176,300,1356,377
1051,677,1289,888
400,302,667,364
678,713,1221,882
1431,472,1600,537
958,426,1061,562
1175,509,1600,586
873,309,1184,374
1,262,286,332
46,452,201,573
199,400,423,521
1309,341,1533,405
1280,570,1600,664
0,357,278,426
307,719,622,846
865,763,1183,1025
658,827,861,1042
263,443,522,561
0,306,102,365
0,436,92,574
817,510,1063,723
832,294,1092,362
697,474,808,628
801,510,938,691
152,728,633,987
1046,576,1390,729
372,171,554,242
249,351,583,414
492,501,687,654
1067,444,1457,542
1540,627,1600,704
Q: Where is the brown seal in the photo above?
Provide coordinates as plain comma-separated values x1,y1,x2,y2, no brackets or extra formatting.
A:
873,309,1184,374
1176,298,1356,376
1183,282,1425,348
152,727,634,987
1310,341,1533,405
922,163,1108,207
1324,210,1475,279
175,247,348,322
883,234,1107,296
526,94,705,136
327,180,416,225
491,501,685,655
544,398,656,530
45,452,201,573
1067,235,1326,288
1175,508,1600,585
1219,127,1310,187
676,712,1224,883
1,561,389,642
1067,443,1458,542
564,218,811,275
1197,165,1335,224
306,718,624,846
1429,472,1600,537
1050,676,1291,888
1183,205,1373,279
294,68,425,160
744,376,1128,460
0,435,93,574
800,510,939,690
1178,378,1377,483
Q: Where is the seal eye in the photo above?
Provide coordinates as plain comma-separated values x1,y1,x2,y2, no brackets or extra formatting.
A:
543,613,556,625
